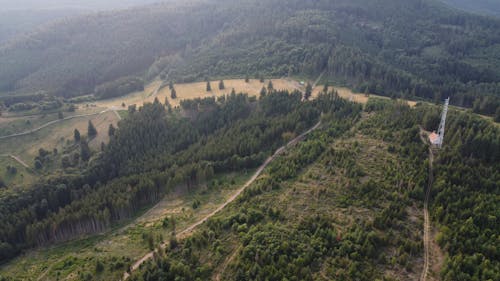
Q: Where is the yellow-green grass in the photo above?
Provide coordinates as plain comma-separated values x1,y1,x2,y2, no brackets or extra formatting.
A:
0,156,35,189
91,78,302,109
0,111,119,187
0,172,253,281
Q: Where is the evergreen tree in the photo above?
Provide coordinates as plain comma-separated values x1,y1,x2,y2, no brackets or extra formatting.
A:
108,124,116,137
267,81,274,92
206,80,212,92
74,129,81,143
260,87,267,98
305,82,312,100
219,80,225,90
245,75,250,83
323,83,329,93
81,140,91,161
88,121,97,138
231,88,236,95
171,87,177,99
260,75,265,83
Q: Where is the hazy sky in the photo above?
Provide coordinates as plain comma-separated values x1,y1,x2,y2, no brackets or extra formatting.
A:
0,0,163,10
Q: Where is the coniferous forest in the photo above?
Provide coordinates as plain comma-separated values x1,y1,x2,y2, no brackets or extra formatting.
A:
0,1,499,280
0,0,500,117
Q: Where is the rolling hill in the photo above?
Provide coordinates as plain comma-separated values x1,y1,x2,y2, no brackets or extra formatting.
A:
0,0,500,116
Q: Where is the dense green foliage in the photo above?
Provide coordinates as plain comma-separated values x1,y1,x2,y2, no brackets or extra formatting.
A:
1,0,500,116
0,90,327,263
129,99,433,281
93,76,144,100
432,113,499,280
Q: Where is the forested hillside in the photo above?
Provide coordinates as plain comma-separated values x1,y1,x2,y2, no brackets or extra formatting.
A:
1,0,500,116
0,89,343,263
127,99,500,281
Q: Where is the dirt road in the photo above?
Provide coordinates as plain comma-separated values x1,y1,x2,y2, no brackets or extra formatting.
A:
0,110,110,140
121,120,321,280
419,128,434,281
0,154,30,168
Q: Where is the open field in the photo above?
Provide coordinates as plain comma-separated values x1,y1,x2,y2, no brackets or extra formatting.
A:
0,172,252,281
0,110,119,187
90,78,418,110
91,78,302,108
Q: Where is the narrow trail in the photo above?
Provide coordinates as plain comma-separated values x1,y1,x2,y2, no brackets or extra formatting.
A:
0,110,110,140
312,70,326,88
121,120,322,280
214,246,241,281
0,154,30,168
419,128,434,281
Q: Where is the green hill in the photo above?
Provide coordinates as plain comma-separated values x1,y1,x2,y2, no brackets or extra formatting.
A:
0,0,500,116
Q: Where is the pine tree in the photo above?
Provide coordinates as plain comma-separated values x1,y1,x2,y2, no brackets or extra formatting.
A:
171,87,177,99
267,81,274,92
245,75,250,83
74,129,81,143
260,87,267,98
80,140,91,161
88,121,97,138
108,124,116,137
206,80,212,92
305,82,313,100
219,80,225,90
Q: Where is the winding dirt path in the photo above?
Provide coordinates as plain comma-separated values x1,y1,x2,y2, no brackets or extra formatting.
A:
0,154,30,168
419,129,434,281
121,120,321,280
0,110,110,140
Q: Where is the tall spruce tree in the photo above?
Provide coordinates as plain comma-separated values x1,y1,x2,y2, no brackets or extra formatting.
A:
88,121,97,138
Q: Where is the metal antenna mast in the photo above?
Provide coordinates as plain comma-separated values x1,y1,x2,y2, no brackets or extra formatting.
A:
436,97,449,148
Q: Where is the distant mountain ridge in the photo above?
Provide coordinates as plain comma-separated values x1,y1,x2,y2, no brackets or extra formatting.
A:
441,0,500,17
0,0,499,115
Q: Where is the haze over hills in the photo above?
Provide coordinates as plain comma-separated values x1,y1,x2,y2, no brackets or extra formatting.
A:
0,0,499,117
0,1,499,280
0,0,163,44
441,0,500,17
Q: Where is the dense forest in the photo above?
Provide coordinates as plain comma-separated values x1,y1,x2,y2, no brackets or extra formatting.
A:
127,99,425,280
126,98,500,281
0,0,500,116
431,113,499,280
0,90,341,263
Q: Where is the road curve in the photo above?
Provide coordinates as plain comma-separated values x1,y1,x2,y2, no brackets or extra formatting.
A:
121,120,322,280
